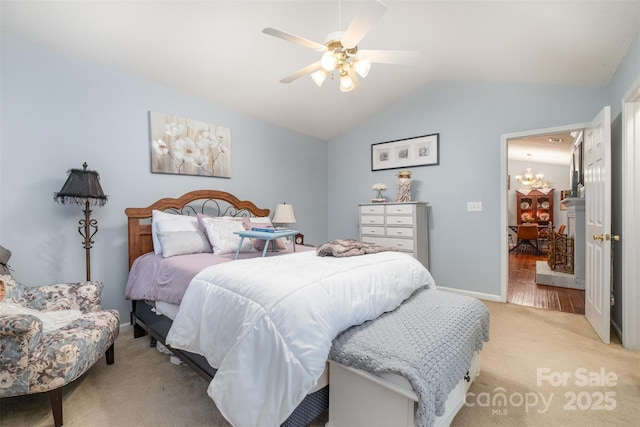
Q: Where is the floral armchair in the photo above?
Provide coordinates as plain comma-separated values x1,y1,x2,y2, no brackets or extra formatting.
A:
0,274,119,426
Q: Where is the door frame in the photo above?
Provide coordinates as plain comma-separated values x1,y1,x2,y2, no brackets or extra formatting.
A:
500,123,587,303
621,76,640,350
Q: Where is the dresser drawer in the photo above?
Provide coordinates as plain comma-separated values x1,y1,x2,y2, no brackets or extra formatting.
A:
364,237,414,252
360,215,384,225
385,204,414,215
386,216,414,226
360,205,385,214
361,226,385,236
386,227,413,238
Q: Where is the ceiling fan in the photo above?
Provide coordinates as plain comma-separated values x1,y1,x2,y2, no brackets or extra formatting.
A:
263,0,419,92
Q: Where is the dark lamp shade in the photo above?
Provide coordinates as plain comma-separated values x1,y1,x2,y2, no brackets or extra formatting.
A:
54,162,108,207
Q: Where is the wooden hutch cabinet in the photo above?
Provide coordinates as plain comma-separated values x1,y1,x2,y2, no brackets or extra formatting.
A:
516,189,554,225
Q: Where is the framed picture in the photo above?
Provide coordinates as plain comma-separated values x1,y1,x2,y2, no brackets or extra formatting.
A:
371,134,439,171
572,138,583,188
149,111,231,178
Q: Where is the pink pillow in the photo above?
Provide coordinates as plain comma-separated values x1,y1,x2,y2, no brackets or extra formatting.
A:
247,217,288,250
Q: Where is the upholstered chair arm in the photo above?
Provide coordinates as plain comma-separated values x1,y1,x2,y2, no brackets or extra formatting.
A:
20,281,104,313
0,314,44,397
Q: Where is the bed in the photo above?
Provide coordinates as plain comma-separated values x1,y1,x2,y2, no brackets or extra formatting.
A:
125,190,336,427
124,190,489,427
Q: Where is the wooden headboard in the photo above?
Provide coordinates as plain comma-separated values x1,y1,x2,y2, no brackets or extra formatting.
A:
124,190,270,268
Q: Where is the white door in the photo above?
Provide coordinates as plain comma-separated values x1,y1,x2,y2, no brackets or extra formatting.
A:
584,106,612,344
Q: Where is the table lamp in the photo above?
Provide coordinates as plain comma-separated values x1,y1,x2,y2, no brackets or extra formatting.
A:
272,203,296,228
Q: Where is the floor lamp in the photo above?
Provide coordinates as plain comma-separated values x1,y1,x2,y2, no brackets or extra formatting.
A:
54,162,108,281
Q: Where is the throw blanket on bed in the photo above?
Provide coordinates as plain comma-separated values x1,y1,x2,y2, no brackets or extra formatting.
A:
330,288,490,427
316,238,397,258
166,250,434,427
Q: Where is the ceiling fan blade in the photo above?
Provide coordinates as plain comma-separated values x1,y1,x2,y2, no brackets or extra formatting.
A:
263,28,327,52
280,61,323,83
341,0,387,49
356,49,420,65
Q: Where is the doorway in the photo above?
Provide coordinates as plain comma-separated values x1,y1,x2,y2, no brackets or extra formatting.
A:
502,124,587,314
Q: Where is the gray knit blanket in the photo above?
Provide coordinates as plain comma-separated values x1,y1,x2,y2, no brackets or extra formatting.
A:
316,239,398,257
329,287,490,427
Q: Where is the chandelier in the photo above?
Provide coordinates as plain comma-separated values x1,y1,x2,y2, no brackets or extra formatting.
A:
310,33,371,92
515,154,544,189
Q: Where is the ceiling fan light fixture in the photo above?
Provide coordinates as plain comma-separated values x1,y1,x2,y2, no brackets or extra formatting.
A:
311,69,329,87
321,51,338,72
264,0,416,93
339,73,355,92
354,59,371,78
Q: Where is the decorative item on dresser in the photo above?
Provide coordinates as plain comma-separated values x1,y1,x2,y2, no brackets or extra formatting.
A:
358,201,429,268
371,183,387,202
394,170,412,202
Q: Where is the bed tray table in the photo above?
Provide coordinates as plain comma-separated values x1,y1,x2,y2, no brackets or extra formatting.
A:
233,229,299,259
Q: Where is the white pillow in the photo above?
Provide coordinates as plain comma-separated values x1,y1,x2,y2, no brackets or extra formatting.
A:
152,210,200,254
200,217,256,255
157,231,211,258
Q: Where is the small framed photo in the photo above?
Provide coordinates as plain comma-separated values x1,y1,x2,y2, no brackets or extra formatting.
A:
371,134,439,171
572,139,583,188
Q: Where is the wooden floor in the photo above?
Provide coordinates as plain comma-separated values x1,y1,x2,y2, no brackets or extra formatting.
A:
508,249,585,315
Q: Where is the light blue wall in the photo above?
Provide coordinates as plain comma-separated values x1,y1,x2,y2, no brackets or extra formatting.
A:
328,81,607,297
0,34,328,321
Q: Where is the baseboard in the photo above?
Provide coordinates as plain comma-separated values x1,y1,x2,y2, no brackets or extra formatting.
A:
119,323,133,334
437,286,502,302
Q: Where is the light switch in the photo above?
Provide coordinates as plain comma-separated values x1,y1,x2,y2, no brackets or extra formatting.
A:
467,202,483,212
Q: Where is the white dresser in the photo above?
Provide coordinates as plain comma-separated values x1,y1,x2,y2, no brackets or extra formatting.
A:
358,202,429,268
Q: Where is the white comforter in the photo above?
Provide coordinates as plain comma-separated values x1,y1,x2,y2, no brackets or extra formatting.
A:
166,250,434,427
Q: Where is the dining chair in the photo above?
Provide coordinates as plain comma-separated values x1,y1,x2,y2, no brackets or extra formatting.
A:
510,223,540,254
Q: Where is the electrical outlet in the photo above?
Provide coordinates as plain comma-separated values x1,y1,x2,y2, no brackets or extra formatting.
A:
467,202,483,212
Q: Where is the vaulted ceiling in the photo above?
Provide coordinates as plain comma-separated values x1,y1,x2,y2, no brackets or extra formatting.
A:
2,1,639,141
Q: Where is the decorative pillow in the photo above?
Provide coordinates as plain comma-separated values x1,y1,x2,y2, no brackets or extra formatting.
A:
158,231,212,258
200,217,256,255
152,210,200,254
0,273,22,303
247,217,288,250
197,214,249,238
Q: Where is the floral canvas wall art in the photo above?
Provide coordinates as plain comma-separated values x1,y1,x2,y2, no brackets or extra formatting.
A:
150,112,231,178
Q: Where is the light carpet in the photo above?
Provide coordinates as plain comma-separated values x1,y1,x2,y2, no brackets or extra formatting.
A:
1,301,638,426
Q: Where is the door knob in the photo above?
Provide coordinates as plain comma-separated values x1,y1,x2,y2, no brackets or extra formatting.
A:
593,234,604,241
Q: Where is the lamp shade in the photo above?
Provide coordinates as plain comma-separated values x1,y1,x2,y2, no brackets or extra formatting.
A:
311,69,329,87
272,203,296,224
54,162,108,207
339,73,355,92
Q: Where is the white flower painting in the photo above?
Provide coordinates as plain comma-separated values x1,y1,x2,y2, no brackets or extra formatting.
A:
150,111,231,178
